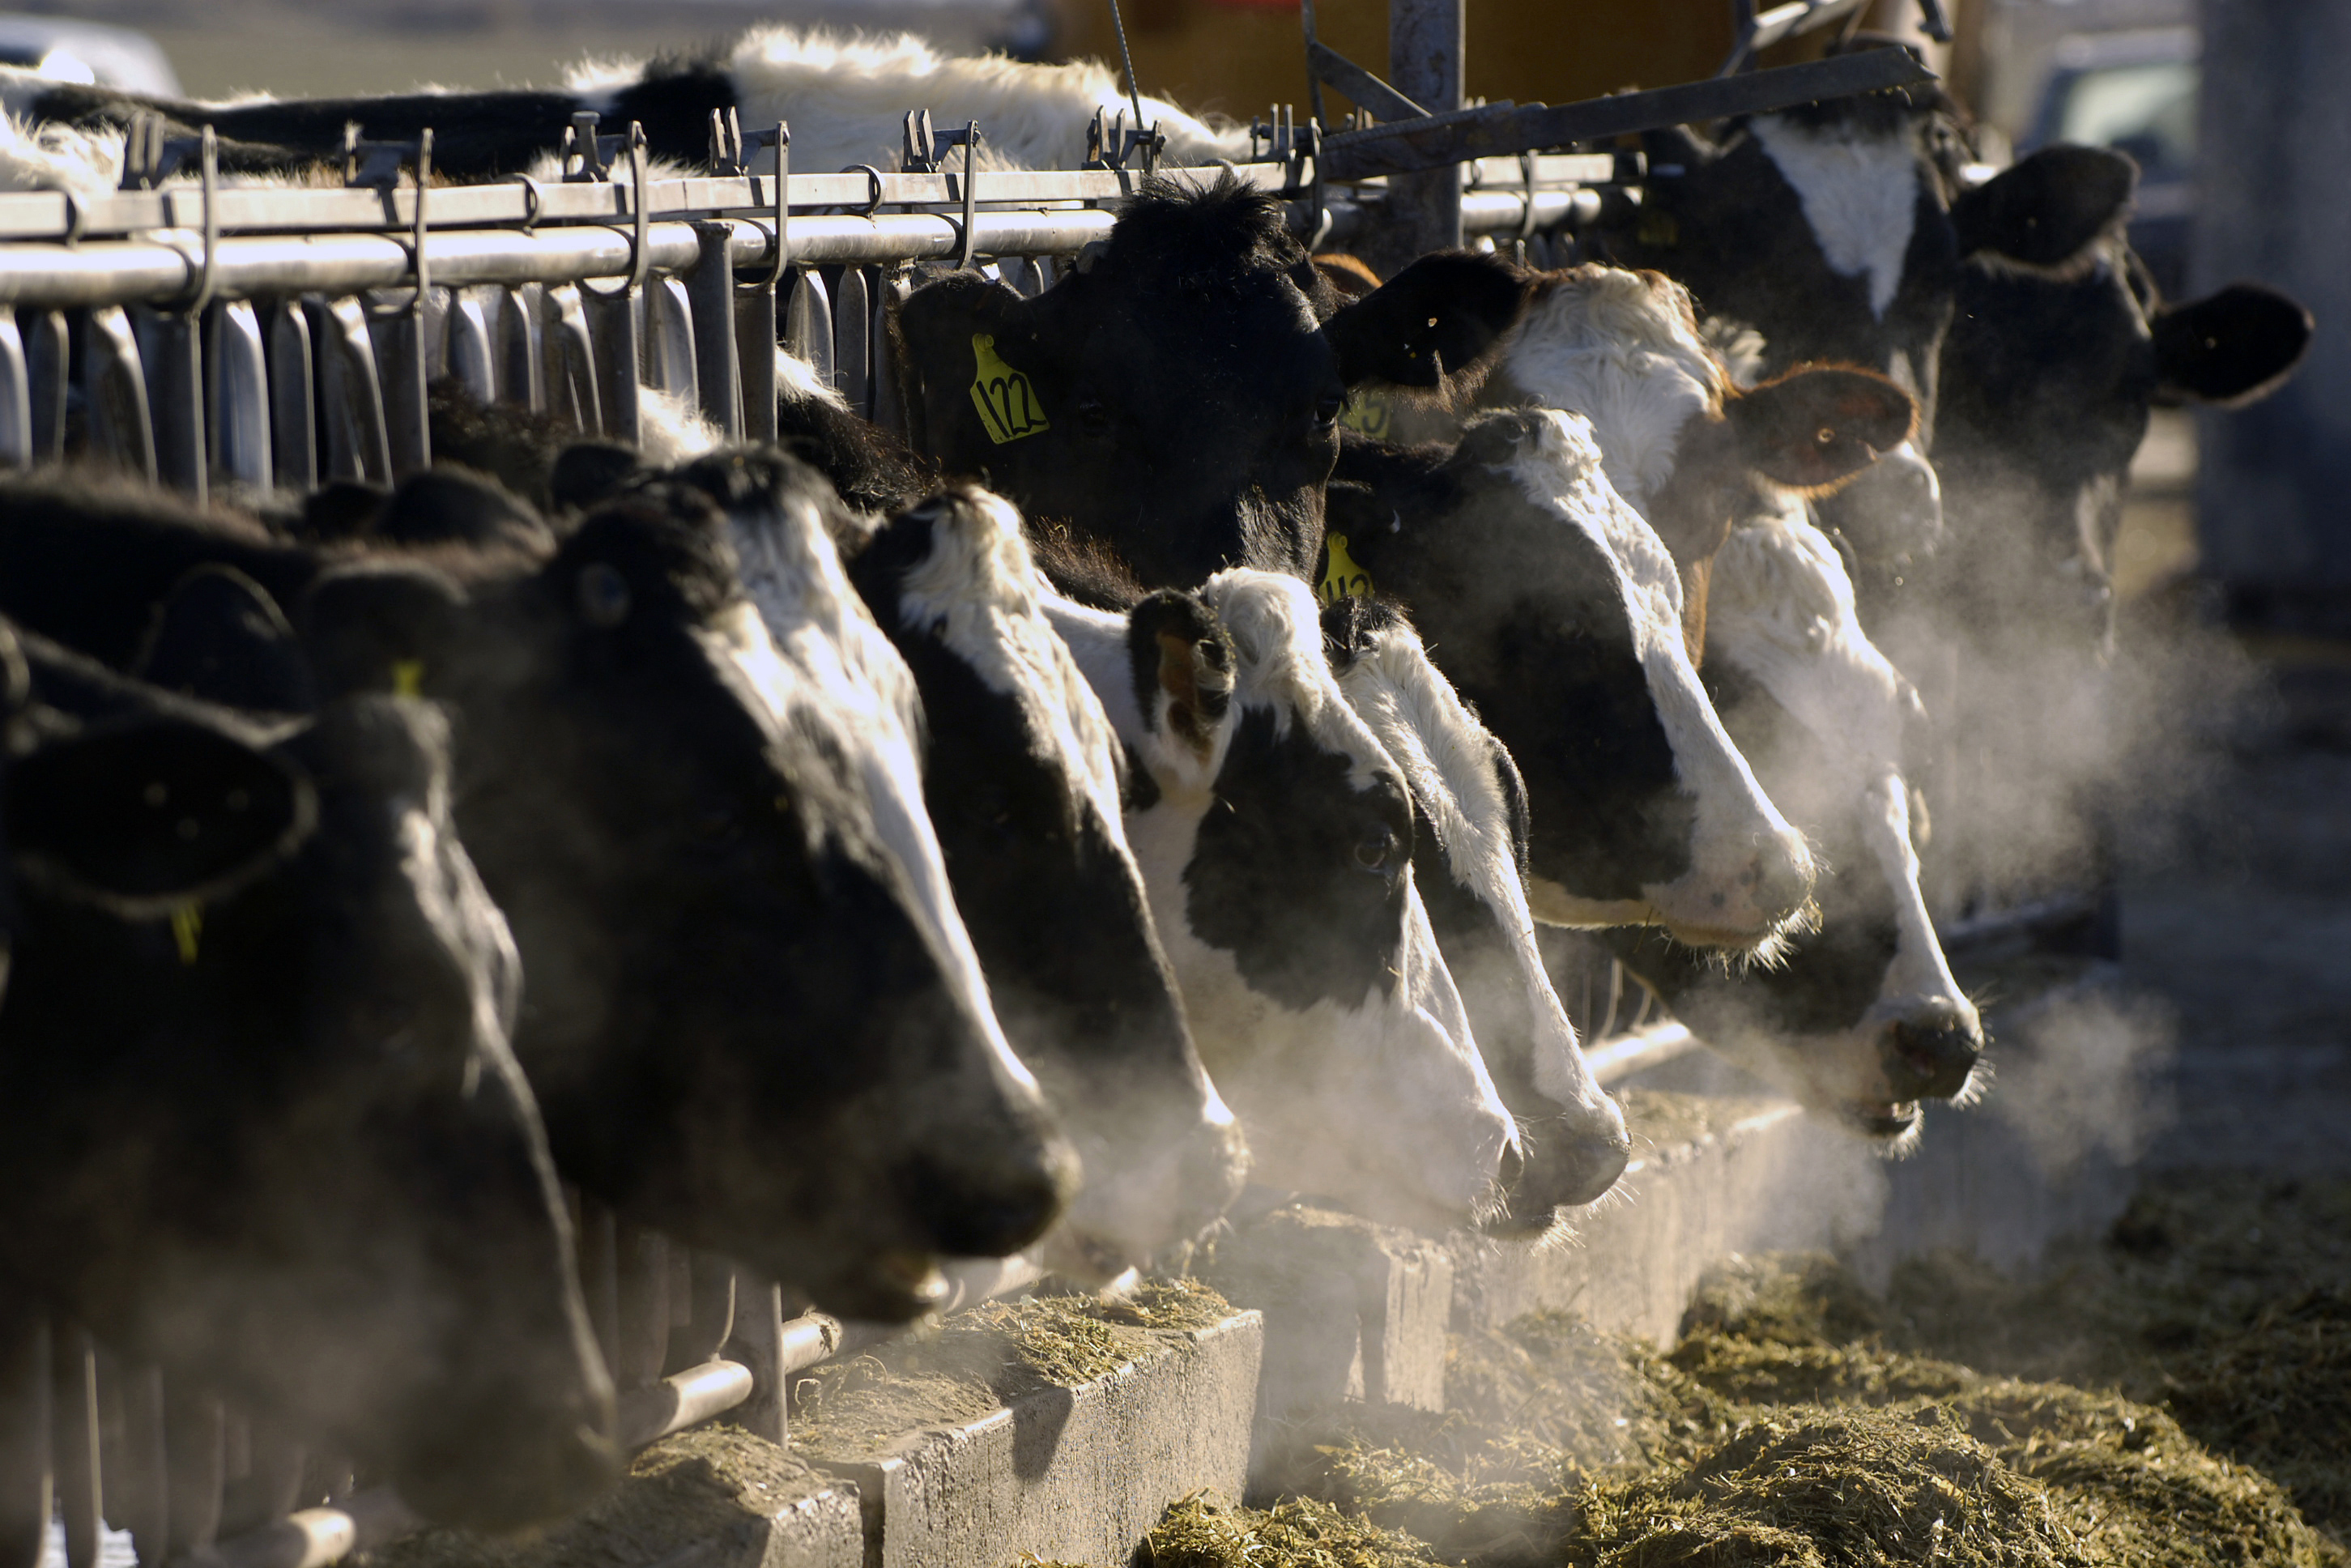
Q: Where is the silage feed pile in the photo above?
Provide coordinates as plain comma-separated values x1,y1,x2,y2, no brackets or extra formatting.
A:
1147,1170,2350,1568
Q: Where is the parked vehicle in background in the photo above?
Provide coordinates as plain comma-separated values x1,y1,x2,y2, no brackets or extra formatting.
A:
2025,25,2196,296
0,15,178,94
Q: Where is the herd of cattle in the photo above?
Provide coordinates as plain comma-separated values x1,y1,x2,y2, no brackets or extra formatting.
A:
0,27,2315,1551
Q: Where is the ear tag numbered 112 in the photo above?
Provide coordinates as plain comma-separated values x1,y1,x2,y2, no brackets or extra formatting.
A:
970,334,1050,445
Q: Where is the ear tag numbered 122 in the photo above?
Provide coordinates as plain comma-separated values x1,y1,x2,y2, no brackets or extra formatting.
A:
970,334,1050,445
1318,533,1374,607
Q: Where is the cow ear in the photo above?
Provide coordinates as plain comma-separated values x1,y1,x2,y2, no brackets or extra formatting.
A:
1953,144,2136,268
9,715,316,918
1127,589,1232,761
1327,250,1527,390
131,565,315,715
298,562,470,701
1727,368,1917,491
892,272,1056,461
2151,283,2313,407
551,440,650,513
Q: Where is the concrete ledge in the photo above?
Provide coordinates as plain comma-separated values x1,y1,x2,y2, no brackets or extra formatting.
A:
1199,1204,1454,1421
809,1310,1261,1568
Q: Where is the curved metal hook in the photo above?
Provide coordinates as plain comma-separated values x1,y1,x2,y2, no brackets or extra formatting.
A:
747,124,790,294
579,122,651,302
409,126,433,313
509,171,543,233
843,162,886,218
181,126,220,317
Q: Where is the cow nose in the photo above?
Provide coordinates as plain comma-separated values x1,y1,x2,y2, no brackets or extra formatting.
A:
1172,1111,1252,1238
904,1139,1080,1259
1494,1136,1526,1198
1883,1008,1984,1101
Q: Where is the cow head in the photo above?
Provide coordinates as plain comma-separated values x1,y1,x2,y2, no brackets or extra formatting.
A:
841,484,1248,1280
1047,575,1518,1235
1606,504,1982,1144
0,651,620,1529
1331,408,1817,952
1321,594,1630,1229
1935,143,2311,654
305,468,1077,1324
893,172,1526,588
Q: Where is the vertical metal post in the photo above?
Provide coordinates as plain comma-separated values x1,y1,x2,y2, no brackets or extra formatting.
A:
0,1306,49,1568
1386,0,1463,262
211,300,273,492
121,1366,167,1567
736,286,778,443
871,269,914,440
25,311,65,462
266,299,317,493
689,224,743,441
667,1252,737,1374
500,285,545,415
648,278,698,399
140,307,207,502
541,284,601,436
316,297,390,485
0,313,28,467
83,305,158,484
53,1330,98,1568
587,292,641,446
720,1272,787,1445
445,289,496,405
833,265,872,415
784,268,834,391
164,1388,223,1560
615,1223,671,1391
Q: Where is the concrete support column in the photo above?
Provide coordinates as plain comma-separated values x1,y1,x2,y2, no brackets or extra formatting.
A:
1379,0,1463,269
2196,0,2351,630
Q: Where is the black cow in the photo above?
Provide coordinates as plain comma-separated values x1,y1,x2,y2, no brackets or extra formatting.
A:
894,173,1527,590
0,632,618,1532
0,473,1075,1323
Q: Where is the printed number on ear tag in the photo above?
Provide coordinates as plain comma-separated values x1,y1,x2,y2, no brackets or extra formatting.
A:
1318,533,1374,607
391,659,426,698
1339,390,1391,439
171,904,202,967
969,334,1050,445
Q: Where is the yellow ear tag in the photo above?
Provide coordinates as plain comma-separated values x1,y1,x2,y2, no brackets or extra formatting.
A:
1318,533,1374,607
1637,211,1680,249
390,659,425,698
170,904,202,967
969,333,1050,445
1338,390,1392,439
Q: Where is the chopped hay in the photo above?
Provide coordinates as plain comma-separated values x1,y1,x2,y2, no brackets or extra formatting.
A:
1142,1490,1441,1567
789,1280,1238,1462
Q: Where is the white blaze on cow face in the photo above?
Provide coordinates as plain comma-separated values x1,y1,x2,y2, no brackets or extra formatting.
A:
713,487,1039,1104
1699,501,1983,1140
1050,574,1518,1234
1745,111,1925,322
878,488,1246,1276
1328,604,1629,1217
1497,411,1817,948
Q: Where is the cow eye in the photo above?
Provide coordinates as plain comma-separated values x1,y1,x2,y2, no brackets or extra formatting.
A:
1075,397,1114,436
1354,825,1400,876
577,561,631,628
1314,390,1345,428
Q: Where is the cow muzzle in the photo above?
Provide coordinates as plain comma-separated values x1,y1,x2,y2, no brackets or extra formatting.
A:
1881,1003,1986,1103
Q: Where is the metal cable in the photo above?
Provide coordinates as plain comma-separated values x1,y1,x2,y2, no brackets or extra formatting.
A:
1104,0,1148,138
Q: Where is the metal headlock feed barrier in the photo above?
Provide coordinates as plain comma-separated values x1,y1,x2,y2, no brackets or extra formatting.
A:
0,6,1985,1564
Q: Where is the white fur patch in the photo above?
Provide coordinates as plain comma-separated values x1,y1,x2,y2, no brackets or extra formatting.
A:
717,488,1036,1099
1495,268,1726,511
1748,113,1923,321
1498,411,1814,941
705,26,1250,175
0,103,122,207
636,386,728,467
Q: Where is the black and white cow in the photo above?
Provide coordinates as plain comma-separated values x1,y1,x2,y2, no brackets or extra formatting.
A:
663,454,1249,1280
1601,499,1983,1144
1318,594,1630,1227
0,25,1250,194
0,472,1075,1324
0,632,618,1531
896,173,1528,590
1328,408,1817,952
1045,573,1520,1235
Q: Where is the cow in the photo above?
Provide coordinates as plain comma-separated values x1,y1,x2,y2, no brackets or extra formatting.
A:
0,631,619,1532
1327,408,1817,953
894,173,1528,590
1318,594,1630,1228
1599,498,1983,1145
0,25,1250,190
1044,572,1520,1236
0,471,1075,1324
665,455,1249,1280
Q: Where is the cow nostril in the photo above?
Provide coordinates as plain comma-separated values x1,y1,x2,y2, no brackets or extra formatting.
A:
1495,1137,1526,1197
1885,1016,1983,1101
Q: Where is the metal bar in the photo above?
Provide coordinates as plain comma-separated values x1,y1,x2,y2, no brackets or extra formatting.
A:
586,291,641,446
121,1366,168,1566
784,267,833,393
1583,1020,1701,1088
735,283,777,443
645,277,696,398
211,299,273,490
377,299,431,479
0,1306,49,1568
197,1486,420,1568
688,224,743,441
139,305,207,501
445,289,496,404
0,211,1135,310
1321,48,1938,180
617,1360,753,1451
1385,0,1464,258
83,305,158,484
833,264,871,416
541,283,600,435
500,284,544,414
616,1224,671,1391
265,299,317,492
24,309,65,462
1308,40,1429,122
54,1330,99,1568
871,270,913,440
314,297,390,485
720,1275,787,1445
0,313,27,467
